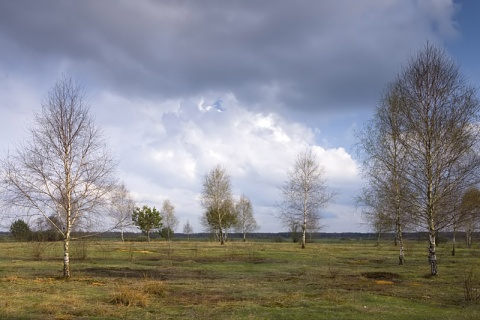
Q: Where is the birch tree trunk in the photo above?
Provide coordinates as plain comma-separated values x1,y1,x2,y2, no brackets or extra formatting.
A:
466,228,472,248
63,236,70,278
302,203,307,249
219,228,225,245
428,229,437,276
397,222,404,265
452,228,456,256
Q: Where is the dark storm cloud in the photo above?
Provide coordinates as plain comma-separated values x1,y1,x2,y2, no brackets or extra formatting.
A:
0,1,458,115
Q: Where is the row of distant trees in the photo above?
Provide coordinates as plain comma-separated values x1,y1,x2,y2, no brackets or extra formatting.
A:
356,43,480,276
126,148,335,248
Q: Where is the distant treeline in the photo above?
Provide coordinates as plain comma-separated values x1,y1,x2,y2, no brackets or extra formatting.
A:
1,231,476,243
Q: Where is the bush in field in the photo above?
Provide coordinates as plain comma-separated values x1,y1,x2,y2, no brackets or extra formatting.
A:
464,268,480,302
10,219,31,242
160,227,174,241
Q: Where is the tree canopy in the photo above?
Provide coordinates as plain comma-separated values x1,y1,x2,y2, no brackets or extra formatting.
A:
200,164,236,245
10,219,31,242
132,205,162,242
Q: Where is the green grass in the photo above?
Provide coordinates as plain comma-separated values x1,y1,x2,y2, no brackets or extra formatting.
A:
0,239,479,319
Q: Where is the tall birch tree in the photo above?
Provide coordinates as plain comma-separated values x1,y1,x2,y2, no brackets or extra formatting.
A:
109,183,135,241
0,77,117,278
234,194,258,242
183,220,193,240
460,187,480,248
160,199,178,241
398,44,480,275
200,164,235,245
278,149,333,249
357,83,412,265
360,43,480,275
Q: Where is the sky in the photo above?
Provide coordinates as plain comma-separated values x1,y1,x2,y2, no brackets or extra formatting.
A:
0,0,479,233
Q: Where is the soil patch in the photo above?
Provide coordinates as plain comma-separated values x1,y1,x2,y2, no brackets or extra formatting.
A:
361,272,401,281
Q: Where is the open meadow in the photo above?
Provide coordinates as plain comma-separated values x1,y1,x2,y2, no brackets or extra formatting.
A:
1,238,480,319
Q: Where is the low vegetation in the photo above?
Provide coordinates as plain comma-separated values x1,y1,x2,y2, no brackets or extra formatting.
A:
0,238,479,319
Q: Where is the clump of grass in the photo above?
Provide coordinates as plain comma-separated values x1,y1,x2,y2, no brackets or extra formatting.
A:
142,280,167,296
464,268,480,302
3,275,19,283
328,266,340,279
111,278,166,307
111,285,148,307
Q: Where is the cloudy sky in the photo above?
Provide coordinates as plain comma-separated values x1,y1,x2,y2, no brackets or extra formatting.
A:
1,0,479,233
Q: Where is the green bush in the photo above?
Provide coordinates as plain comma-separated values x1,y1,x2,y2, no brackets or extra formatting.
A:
160,227,174,241
273,236,284,243
10,220,31,242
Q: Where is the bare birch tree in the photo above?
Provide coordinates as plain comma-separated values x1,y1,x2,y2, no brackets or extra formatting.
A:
0,77,117,277
200,164,235,245
278,149,334,249
460,187,480,248
357,83,412,265
160,199,178,241
109,183,135,242
392,43,479,275
183,220,193,240
234,194,258,242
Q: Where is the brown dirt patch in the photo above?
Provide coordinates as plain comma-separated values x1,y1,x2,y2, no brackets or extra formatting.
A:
361,272,401,281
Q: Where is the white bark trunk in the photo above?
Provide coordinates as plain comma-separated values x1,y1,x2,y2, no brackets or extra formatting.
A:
220,229,225,245
428,230,437,275
63,237,70,278
452,230,456,256
398,226,404,265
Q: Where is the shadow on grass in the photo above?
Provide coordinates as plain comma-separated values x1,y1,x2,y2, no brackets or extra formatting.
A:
82,267,168,280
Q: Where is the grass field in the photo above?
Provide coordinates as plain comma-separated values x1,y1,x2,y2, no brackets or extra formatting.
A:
0,238,479,319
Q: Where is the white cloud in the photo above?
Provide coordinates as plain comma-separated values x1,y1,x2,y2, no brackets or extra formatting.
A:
92,90,360,232
0,77,42,152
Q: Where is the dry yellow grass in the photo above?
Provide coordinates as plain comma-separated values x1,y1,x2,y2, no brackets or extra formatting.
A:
111,284,149,307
